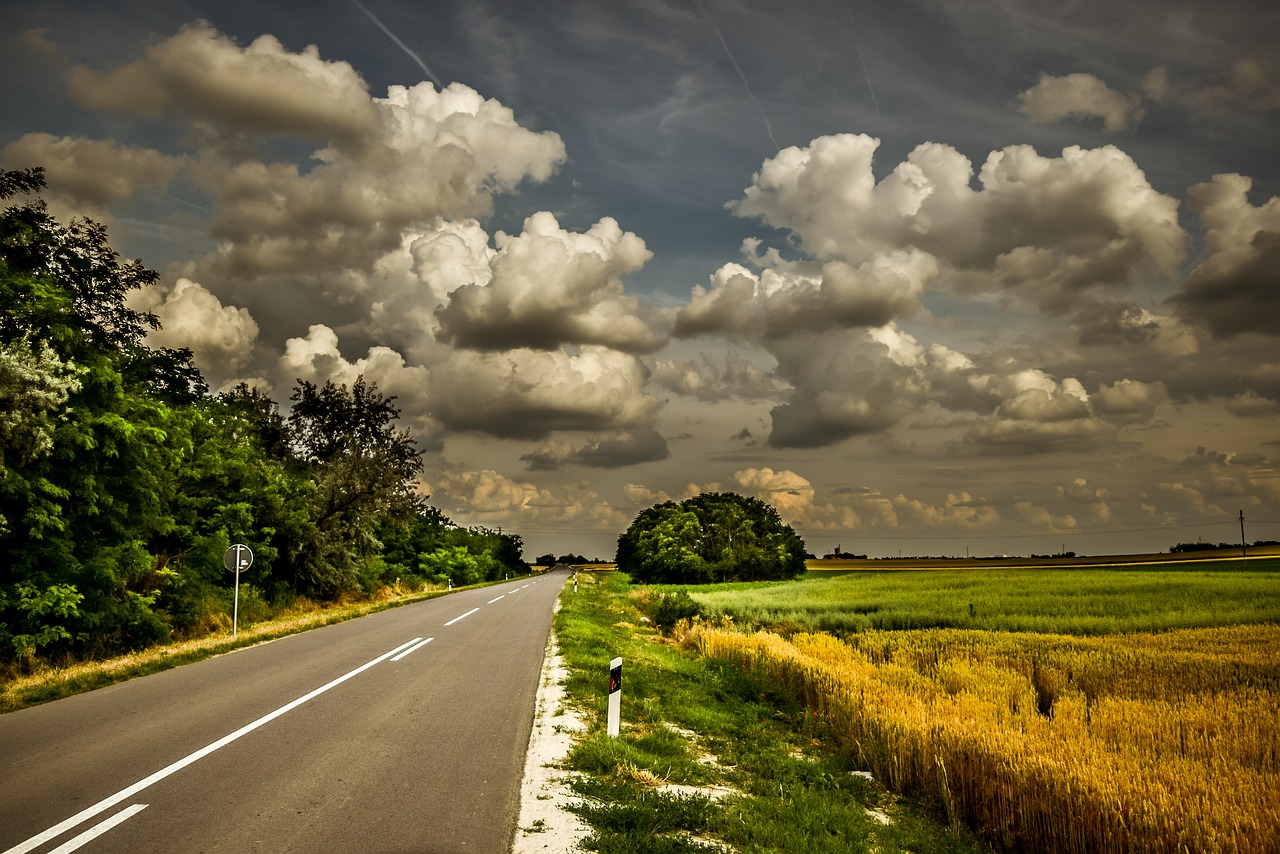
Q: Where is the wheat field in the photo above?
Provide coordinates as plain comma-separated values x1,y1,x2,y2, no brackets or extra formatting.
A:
693,623,1280,853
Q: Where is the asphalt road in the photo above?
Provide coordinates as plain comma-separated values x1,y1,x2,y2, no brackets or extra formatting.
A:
0,569,570,854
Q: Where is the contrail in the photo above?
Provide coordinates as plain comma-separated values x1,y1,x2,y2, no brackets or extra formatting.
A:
353,0,445,89
843,0,880,119
693,0,780,150
149,188,208,212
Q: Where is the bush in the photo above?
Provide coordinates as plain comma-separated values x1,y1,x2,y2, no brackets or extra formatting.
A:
651,591,703,633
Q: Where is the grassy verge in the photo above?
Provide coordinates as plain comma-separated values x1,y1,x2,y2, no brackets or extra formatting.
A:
553,570,990,853
0,579,508,714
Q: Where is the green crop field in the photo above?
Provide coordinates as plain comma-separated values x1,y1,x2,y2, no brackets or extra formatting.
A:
681,558,1280,635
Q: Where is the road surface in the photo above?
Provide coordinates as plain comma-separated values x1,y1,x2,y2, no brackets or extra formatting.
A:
0,570,569,853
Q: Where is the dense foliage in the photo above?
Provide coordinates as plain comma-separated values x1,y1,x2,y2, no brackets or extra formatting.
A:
0,169,526,666
615,492,807,584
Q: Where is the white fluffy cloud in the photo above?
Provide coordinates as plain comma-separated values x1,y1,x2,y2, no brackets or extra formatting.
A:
193,79,565,278
649,351,782,402
730,467,815,522
675,250,936,339
131,278,258,381
428,346,660,440
435,212,663,352
1017,73,1145,131
733,134,1185,314
278,324,439,442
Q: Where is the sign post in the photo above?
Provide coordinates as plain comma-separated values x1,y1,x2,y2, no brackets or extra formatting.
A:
223,544,254,638
607,656,622,737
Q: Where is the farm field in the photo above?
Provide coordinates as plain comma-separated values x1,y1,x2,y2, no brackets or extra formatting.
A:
687,558,1280,634
679,561,1280,852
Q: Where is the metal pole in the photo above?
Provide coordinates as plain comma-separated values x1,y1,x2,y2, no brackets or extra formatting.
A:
232,544,242,638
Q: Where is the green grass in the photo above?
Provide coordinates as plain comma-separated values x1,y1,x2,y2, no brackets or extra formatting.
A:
554,571,991,853
681,560,1280,635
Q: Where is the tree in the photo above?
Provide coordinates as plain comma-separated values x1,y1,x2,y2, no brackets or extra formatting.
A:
0,339,81,484
0,168,183,657
0,166,528,665
285,377,423,596
616,492,807,584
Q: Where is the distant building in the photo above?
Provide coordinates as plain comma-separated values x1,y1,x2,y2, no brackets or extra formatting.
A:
822,545,867,560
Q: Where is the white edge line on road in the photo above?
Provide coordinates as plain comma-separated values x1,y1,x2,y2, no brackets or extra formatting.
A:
46,804,149,854
391,637,434,661
443,607,480,626
487,595,506,604
2,637,423,854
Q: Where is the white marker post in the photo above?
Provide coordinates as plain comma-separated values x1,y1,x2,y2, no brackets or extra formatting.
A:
223,544,254,638
607,656,623,737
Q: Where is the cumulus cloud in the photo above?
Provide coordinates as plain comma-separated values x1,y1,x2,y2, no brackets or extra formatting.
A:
36,21,566,288
732,134,1185,314
0,133,182,216
730,466,815,522
1223,390,1280,418
1017,72,1144,131
434,212,663,352
1091,379,1168,424
736,478,1006,534
1074,303,1201,356
426,468,628,530
62,21,380,145
649,351,783,402
1171,173,1280,337
131,278,259,381
674,251,935,340
349,220,496,361
278,324,439,444
766,326,924,448
192,80,565,278
428,346,659,440
521,429,670,470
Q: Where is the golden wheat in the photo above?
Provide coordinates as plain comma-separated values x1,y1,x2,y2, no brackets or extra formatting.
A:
693,625,1280,853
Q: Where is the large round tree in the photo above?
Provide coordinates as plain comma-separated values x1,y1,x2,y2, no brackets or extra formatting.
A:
616,492,807,584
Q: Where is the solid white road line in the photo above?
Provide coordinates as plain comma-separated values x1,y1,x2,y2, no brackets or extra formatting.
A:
443,608,480,626
391,637,434,661
2,637,423,854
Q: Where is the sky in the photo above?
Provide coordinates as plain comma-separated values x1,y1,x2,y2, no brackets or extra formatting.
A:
2,0,1278,560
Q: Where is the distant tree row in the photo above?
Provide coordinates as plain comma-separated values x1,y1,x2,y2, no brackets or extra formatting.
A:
533,552,599,566
0,168,526,667
616,492,807,584
1170,540,1278,553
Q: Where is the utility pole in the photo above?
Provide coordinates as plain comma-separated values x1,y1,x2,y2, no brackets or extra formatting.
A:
1240,510,1247,558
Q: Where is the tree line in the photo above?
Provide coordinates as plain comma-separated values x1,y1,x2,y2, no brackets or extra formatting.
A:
0,168,526,667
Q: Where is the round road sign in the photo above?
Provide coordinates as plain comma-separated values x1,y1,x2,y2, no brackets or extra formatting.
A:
223,544,254,572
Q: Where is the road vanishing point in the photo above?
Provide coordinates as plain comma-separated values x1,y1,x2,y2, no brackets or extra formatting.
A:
0,568,571,854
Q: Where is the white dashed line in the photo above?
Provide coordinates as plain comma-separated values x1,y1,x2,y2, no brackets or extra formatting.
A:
444,608,480,626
